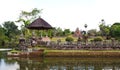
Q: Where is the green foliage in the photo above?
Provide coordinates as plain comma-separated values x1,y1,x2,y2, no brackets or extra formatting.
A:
52,28,73,37
87,29,97,36
99,19,110,36
63,29,71,36
3,21,20,41
65,37,74,42
110,22,120,37
0,26,5,39
0,21,20,47
17,8,42,26
55,27,63,36
47,29,54,37
77,37,82,42
16,8,42,37
112,22,120,26
115,37,120,41
93,37,103,42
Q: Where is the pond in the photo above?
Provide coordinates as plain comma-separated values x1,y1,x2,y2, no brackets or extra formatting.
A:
0,51,120,70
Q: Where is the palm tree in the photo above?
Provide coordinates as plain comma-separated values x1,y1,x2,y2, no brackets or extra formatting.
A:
84,24,87,28
83,24,88,46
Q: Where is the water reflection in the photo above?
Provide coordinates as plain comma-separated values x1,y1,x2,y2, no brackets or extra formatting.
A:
0,57,120,70
0,59,19,70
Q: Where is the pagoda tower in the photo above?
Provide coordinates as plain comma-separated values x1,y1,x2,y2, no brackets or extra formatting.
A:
73,28,82,37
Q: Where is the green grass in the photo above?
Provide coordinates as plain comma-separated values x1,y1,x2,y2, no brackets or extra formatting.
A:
44,49,120,53
45,50,88,53
10,49,21,52
51,37,66,42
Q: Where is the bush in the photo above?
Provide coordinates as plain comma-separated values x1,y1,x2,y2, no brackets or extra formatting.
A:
65,37,74,42
77,37,82,42
115,37,120,41
93,37,103,42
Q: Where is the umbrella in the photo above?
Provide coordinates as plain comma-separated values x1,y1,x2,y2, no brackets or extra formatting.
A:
27,17,53,30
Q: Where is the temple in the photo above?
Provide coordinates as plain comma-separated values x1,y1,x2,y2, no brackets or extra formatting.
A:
73,28,82,37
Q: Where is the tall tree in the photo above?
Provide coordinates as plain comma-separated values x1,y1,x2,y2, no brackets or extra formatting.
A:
110,22,120,38
0,25,5,38
16,8,42,37
3,21,20,41
17,8,42,27
0,25,6,46
99,19,110,37
63,29,71,36
84,24,88,34
55,27,63,36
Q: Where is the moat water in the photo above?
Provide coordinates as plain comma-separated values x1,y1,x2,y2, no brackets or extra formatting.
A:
0,51,120,70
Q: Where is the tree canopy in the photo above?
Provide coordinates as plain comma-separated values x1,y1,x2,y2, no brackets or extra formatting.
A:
3,21,20,41
17,8,42,27
110,22,120,38
99,19,110,37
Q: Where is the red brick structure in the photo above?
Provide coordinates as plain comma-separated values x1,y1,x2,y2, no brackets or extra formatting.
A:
73,28,82,37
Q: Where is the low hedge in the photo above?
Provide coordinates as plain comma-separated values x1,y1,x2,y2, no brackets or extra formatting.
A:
93,37,103,42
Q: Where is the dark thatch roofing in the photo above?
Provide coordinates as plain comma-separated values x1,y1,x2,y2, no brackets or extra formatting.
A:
27,17,53,30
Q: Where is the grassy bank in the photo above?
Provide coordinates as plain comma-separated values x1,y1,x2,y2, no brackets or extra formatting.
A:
44,49,120,57
45,49,120,52
7,47,120,57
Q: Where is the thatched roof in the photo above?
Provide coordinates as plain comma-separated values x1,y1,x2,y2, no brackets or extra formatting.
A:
27,17,53,30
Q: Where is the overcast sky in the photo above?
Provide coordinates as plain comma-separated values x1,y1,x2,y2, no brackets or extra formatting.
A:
0,0,120,31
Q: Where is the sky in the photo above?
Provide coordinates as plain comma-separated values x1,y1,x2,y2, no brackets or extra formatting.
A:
0,0,120,31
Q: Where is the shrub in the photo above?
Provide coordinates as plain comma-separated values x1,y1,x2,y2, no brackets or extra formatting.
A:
65,37,74,42
77,37,82,42
90,39,94,42
115,37,120,41
93,37,103,42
